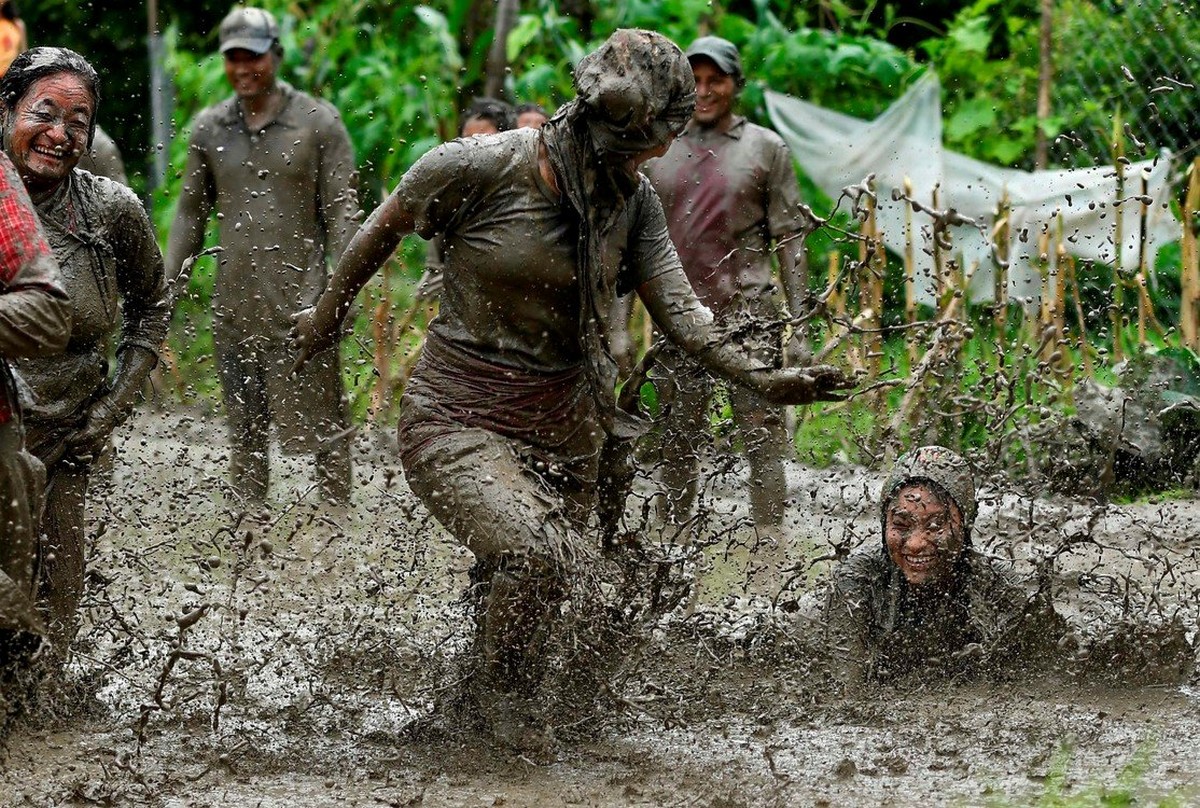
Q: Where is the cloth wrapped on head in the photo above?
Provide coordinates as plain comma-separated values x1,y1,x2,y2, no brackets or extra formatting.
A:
570,28,695,158
882,445,977,539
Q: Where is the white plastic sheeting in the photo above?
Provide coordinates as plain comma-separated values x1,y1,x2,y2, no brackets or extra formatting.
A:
766,73,1180,306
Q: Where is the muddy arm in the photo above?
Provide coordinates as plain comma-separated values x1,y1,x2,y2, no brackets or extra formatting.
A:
164,140,215,310
292,191,415,370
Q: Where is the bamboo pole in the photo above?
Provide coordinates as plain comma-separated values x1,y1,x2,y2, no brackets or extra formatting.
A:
932,185,947,310
859,180,883,381
1136,171,1151,348
1037,228,1052,333
1066,255,1094,376
903,177,918,367
1111,112,1126,362
993,192,1011,372
1182,158,1200,350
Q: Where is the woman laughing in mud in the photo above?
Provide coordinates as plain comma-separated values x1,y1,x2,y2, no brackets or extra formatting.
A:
292,29,851,753
822,445,1068,686
1,48,169,659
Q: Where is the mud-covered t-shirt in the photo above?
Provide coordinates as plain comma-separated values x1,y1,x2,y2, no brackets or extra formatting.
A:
17,169,169,427
822,544,1065,684
644,116,806,311
168,81,358,341
396,127,682,373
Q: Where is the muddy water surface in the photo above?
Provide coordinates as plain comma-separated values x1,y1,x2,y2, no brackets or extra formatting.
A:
2,408,1198,806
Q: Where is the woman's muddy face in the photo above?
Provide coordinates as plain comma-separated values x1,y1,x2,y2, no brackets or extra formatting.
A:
5,72,94,195
884,484,965,588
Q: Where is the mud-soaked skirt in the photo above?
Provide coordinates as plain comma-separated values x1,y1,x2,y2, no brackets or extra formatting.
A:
397,333,604,569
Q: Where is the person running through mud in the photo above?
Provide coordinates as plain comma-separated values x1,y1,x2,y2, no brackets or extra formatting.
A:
625,37,811,557
822,445,1066,685
291,29,851,752
167,6,358,506
0,149,69,656
1,48,169,654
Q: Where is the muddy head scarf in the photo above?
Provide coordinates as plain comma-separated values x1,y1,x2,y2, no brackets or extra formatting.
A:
881,445,978,547
540,29,695,440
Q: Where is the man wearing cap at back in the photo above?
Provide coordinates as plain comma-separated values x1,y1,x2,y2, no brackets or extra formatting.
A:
167,6,359,506
638,37,811,579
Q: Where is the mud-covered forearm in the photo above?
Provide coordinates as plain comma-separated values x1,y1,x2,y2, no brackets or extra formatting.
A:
98,345,157,425
0,279,71,358
638,268,772,393
313,193,414,338
164,151,214,309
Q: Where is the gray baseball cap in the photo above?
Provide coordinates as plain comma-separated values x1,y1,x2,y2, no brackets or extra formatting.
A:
219,7,280,55
684,36,743,83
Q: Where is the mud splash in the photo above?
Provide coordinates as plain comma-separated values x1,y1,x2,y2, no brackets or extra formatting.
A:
2,407,1199,806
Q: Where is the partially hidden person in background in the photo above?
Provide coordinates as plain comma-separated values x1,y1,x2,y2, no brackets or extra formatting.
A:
0,47,168,655
631,37,813,570
167,6,359,507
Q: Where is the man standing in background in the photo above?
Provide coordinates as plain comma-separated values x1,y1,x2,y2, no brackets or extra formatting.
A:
643,37,811,574
167,6,359,506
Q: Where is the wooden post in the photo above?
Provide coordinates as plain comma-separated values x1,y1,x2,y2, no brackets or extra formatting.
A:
1181,157,1200,350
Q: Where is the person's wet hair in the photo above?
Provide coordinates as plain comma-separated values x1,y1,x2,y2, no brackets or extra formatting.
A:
460,97,515,135
0,47,100,148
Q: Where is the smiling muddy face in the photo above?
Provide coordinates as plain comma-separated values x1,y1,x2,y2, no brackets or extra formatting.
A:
4,72,94,196
884,483,965,587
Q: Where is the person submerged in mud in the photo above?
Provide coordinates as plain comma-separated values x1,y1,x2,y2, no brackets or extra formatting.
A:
822,446,1067,685
1,48,169,656
292,29,851,751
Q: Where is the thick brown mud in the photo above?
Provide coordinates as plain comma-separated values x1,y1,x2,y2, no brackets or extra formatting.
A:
2,406,1199,806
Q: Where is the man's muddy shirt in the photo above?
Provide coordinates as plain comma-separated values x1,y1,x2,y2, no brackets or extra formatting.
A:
16,169,168,427
174,81,357,341
644,116,805,311
822,544,1049,683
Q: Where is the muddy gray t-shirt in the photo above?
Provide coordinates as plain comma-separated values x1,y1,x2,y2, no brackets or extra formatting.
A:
396,127,682,373
644,116,805,311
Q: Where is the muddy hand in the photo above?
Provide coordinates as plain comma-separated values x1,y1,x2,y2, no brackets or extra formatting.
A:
289,306,330,375
758,364,854,405
65,399,118,460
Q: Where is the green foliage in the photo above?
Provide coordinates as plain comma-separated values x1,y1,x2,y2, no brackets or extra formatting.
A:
983,743,1191,807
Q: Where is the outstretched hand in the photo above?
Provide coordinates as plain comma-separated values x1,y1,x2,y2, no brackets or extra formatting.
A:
756,363,855,405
